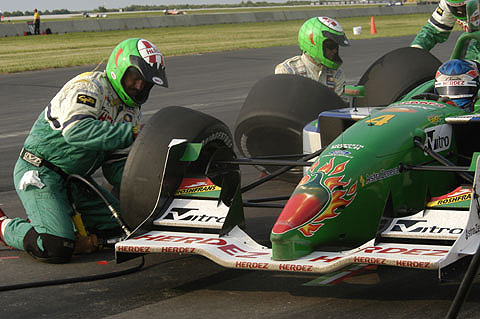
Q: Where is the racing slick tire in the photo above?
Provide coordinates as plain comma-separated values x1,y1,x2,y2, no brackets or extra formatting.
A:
353,47,442,107
120,106,234,231
234,74,347,183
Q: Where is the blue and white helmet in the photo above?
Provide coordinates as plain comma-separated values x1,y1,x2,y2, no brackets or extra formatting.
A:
435,59,479,112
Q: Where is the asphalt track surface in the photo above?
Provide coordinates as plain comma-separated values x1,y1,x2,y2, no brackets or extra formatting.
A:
2,33,480,319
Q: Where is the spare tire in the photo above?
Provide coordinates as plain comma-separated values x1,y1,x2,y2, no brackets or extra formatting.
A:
120,106,233,231
234,74,347,182
353,47,442,107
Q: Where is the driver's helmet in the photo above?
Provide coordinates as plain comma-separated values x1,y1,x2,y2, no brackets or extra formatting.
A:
446,0,468,20
435,59,479,112
298,16,350,70
106,38,168,107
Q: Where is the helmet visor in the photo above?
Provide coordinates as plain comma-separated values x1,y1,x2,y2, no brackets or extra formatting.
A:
323,38,342,66
322,30,350,47
446,3,467,19
435,81,477,98
130,55,168,88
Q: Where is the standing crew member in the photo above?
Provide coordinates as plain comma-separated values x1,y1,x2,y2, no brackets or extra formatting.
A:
275,16,351,102
411,0,480,60
33,8,40,35
0,38,168,263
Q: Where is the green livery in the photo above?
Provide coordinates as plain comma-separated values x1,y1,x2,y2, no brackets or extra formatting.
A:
271,100,466,260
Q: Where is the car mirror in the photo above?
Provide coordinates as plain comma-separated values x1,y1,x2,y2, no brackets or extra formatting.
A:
344,85,365,97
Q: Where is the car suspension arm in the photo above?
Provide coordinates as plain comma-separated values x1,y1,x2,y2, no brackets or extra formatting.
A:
243,196,290,208
238,148,324,193
413,139,473,184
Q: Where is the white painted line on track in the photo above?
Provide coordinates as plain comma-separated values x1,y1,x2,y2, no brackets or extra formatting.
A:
0,131,29,140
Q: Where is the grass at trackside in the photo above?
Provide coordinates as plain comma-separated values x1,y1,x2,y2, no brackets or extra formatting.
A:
0,12,463,73
0,4,415,23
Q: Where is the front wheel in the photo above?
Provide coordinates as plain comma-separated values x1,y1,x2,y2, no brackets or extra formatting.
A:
120,106,234,231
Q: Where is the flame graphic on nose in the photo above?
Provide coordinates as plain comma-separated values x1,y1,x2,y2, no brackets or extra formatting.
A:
299,183,356,236
272,157,357,236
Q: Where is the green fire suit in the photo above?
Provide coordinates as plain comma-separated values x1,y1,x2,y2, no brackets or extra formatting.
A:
411,0,480,61
4,71,140,262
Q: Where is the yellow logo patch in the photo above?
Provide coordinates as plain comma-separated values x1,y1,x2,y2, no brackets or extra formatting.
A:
76,94,96,107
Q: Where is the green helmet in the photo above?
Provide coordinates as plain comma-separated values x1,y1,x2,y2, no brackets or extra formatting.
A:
467,0,480,31
106,38,168,107
298,16,349,70
446,0,468,20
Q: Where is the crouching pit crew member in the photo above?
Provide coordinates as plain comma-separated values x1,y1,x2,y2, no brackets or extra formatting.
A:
0,38,168,263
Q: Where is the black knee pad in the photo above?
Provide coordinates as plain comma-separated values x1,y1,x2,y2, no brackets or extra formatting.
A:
23,228,75,264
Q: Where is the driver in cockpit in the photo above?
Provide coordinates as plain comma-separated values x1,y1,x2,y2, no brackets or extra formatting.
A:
434,59,480,112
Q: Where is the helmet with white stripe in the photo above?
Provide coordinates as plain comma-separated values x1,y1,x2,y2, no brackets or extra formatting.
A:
435,59,479,112
106,38,168,107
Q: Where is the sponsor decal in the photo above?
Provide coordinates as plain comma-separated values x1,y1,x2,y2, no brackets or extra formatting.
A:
152,76,164,85
436,7,444,16
390,219,463,234
98,111,113,123
160,206,225,224
426,187,472,207
116,246,151,253
382,107,417,113
437,80,465,86
395,260,431,268
465,224,480,240
359,175,365,187
175,185,220,195
395,100,445,109
235,261,269,269
331,143,364,151
326,72,335,88
155,198,229,228
427,115,442,125
424,124,452,153
161,247,195,254
22,151,42,167
365,166,400,185
310,255,342,263
123,113,133,123
323,150,352,158
360,246,448,256
126,233,273,265
175,177,221,196
76,94,96,107
278,264,313,272
218,244,269,258
353,256,386,265
134,233,228,245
